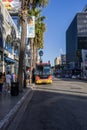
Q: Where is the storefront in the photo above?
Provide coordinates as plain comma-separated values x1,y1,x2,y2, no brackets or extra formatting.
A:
0,1,19,75
4,56,15,73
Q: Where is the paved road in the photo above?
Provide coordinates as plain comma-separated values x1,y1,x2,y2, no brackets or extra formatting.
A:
7,78,87,130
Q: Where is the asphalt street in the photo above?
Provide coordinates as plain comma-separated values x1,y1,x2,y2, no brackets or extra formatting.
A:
7,78,87,130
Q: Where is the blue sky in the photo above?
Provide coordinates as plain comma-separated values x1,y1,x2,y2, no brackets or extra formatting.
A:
41,0,87,66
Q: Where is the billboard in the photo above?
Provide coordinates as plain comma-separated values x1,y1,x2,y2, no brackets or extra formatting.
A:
27,16,35,38
1,0,21,12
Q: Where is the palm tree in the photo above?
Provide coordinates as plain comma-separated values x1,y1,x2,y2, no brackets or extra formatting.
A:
30,0,48,8
28,1,48,84
28,8,46,83
35,16,46,61
18,0,48,90
18,0,29,91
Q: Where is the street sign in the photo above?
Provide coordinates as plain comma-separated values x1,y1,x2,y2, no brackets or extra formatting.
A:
39,50,43,56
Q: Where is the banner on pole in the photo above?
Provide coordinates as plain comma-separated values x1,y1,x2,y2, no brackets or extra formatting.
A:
27,16,35,38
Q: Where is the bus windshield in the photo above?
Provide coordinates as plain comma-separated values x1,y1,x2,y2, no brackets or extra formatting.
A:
35,65,51,75
43,66,50,75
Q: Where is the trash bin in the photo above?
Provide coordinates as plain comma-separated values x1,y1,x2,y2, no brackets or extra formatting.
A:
11,82,19,96
0,83,3,92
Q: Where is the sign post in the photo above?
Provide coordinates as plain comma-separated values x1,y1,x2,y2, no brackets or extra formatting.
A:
39,50,43,62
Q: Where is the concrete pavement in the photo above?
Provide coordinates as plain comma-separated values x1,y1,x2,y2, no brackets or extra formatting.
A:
0,86,33,130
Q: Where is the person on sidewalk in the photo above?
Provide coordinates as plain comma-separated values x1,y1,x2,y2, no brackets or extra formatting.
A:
5,71,11,93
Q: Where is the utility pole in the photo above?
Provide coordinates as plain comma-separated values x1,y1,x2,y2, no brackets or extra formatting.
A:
18,0,29,91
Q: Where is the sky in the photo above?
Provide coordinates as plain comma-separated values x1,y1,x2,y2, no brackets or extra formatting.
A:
41,0,87,66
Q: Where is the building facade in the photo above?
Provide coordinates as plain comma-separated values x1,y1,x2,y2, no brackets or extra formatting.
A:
0,1,18,74
54,54,66,66
66,6,87,68
54,56,61,66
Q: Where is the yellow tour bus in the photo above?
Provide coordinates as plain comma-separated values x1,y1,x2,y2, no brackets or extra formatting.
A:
35,62,52,84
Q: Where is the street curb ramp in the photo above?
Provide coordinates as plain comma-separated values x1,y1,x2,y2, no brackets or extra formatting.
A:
0,88,33,130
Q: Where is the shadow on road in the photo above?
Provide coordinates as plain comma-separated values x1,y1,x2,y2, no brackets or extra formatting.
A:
34,86,87,96
7,87,87,130
53,77,87,83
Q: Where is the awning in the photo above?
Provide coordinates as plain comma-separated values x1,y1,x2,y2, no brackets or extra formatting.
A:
4,57,15,64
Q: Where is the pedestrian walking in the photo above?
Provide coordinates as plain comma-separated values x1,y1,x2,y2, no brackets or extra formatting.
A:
5,71,11,93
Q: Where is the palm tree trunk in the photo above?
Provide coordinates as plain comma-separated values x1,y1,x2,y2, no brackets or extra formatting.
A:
30,38,34,84
36,47,38,63
33,43,37,68
18,13,27,91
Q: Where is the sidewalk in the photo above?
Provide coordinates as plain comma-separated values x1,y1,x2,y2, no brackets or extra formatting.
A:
0,86,33,130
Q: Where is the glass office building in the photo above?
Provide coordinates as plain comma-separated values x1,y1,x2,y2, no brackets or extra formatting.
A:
66,7,87,68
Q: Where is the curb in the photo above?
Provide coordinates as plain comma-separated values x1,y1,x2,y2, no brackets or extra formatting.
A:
0,88,32,130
